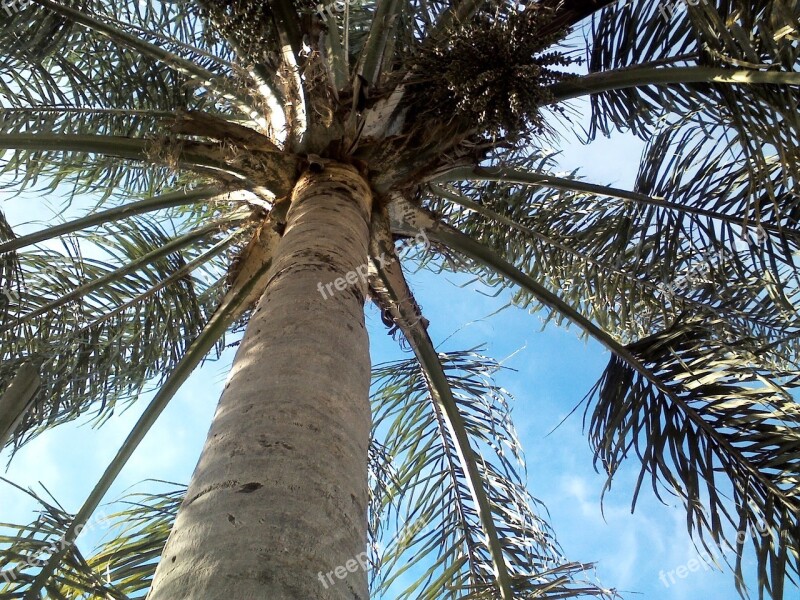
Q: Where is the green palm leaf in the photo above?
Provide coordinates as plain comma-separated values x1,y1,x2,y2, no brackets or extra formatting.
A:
0,478,127,599
0,212,250,446
86,482,185,600
2,0,800,598
585,318,800,599
370,350,613,599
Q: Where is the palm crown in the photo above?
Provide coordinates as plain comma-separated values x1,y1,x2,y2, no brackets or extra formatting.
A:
0,0,799,598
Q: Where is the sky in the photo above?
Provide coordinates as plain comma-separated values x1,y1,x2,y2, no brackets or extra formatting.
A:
0,104,797,600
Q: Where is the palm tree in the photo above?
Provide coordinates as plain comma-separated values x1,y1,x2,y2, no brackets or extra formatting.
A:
0,0,799,598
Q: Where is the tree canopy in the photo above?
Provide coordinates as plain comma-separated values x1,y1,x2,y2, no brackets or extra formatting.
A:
0,0,799,598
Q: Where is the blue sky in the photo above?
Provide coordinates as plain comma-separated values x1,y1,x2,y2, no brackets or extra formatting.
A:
1,103,797,600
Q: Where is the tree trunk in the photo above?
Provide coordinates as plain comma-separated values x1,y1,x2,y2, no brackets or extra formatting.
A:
148,163,374,600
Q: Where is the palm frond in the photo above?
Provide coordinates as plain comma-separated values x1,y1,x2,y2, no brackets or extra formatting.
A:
0,131,256,202
572,0,800,226
0,212,250,447
428,155,800,362
585,318,800,599
20,0,261,123
0,478,127,599
370,350,614,599
86,482,186,600
367,207,513,600
0,479,184,600
0,363,39,449
580,0,800,140
390,197,800,599
0,208,22,326
0,1,205,113
0,186,233,255
23,253,275,598
0,133,179,201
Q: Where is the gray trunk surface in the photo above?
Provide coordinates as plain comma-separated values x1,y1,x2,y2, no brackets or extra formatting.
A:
148,163,374,600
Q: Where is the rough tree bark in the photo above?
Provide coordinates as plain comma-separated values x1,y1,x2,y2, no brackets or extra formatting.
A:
148,163,374,600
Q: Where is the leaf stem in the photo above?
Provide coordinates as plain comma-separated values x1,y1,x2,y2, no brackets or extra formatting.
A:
548,66,800,103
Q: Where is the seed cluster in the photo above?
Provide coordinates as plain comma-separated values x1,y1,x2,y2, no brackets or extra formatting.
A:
409,5,575,140
196,0,276,63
